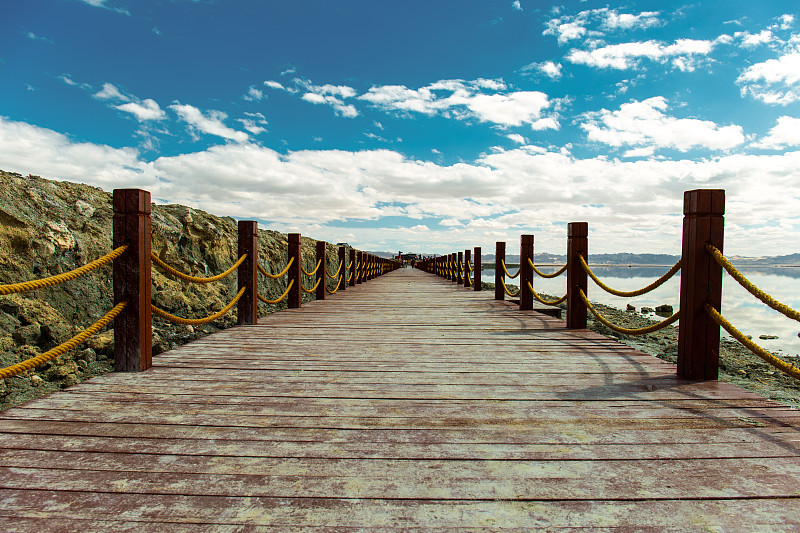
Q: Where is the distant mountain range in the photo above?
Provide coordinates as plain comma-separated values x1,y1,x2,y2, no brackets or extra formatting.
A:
371,251,800,267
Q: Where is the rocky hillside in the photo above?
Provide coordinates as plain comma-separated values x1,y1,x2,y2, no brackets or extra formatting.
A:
0,171,346,409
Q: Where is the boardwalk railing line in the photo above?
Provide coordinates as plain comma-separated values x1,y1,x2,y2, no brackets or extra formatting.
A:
416,188,800,383
0,187,398,378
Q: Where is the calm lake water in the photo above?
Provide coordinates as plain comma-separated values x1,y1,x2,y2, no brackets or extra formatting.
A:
481,265,800,359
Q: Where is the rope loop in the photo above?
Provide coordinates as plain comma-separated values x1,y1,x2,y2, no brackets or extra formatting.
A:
705,303,800,380
501,278,520,297
0,244,129,296
258,280,294,305
301,259,322,277
528,258,568,279
579,289,680,335
152,287,246,325
706,244,800,323
0,300,128,380
326,262,343,279
325,275,344,295
258,257,294,279
526,282,567,306
301,277,322,294
501,260,521,280
152,253,247,284
580,255,681,297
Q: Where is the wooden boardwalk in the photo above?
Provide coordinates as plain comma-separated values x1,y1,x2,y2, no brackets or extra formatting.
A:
1,268,799,530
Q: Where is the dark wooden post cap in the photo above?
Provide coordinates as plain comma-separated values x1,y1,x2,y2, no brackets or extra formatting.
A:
684,189,725,216
568,222,588,237
113,189,151,214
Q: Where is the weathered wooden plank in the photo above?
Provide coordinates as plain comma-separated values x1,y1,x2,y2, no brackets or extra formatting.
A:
0,267,798,530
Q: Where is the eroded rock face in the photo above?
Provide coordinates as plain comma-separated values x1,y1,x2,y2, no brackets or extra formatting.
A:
0,170,347,409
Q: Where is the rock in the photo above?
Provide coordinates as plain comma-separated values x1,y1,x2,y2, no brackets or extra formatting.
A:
626,304,635,312
759,334,779,340
12,323,41,345
641,307,654,314
44,361,78,381
75,200,95,218
655,304,673,314
87,330,113,356
64,373,79,387
30,375,44,386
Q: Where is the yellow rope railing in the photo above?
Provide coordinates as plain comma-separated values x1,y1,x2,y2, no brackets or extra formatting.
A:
526,282,567,306
706,244,800,323
152,253,247,284
301,259,322,277
326,262,343,279
501,260,521,280
501,278,520,297
152,287,246,325
579,255,681,298
705,303,800,380
0,244,129,296
347,270,354,283
466,270,472,287
347,261,353,270
301,277,322,294
257,280,294,305
466,260,473,273
258,257,294,279
325,275,344,295
528,258,568,279
579,289,680,335
0,300,128,379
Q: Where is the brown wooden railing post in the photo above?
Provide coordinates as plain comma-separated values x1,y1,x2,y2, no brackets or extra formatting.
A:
237,220,258,325
566,222,588,329
520,234,533,311
338,247,347,291
315,241,326,300
451,253,458,282
464,249,471,288
495,241,505,301
457,251,464,284
356,251,363,284
473,247,481,291
288,233,301,308
113,189,152,372
347,248,357,287
678,189,725,380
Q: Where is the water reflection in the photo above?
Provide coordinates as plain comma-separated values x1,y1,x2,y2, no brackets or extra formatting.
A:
481,266,800,358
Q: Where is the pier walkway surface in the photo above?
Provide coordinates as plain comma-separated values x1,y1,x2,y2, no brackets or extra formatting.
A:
0,268,799,530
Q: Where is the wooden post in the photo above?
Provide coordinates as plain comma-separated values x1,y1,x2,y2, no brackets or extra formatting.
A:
315,241,326,300
113,189,152,372
237,220,258,325
349,249,356,286
457,252,464,284
338,247,346,291
495,241,505,301
464,249,471,288
520,234,533,311
451,253,458,282
356,251,363,284
678,189,725,380
473,247,481,291
566,222,588,329
288,233,301,309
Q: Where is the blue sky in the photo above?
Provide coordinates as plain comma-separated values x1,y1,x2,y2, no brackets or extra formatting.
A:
2,0,800,256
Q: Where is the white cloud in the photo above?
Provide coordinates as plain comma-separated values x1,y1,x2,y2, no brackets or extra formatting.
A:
544,21,587,45
737,51,800,105
779,14,794,30
521,60,563,79
567,39,715,71
77,0,130,15
244,86,263,101
264,80,286,90
115,99,166,122
297,80,359,118
752,116,800,149
169,103,249,142
581,97,745,152
512,1,522,12
25,32,54,44
507,133,526,144
93,82,129,101
0,116,156,188
603,11,660,30
3,116,800,255
359,79,558,129
735,30,776,48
